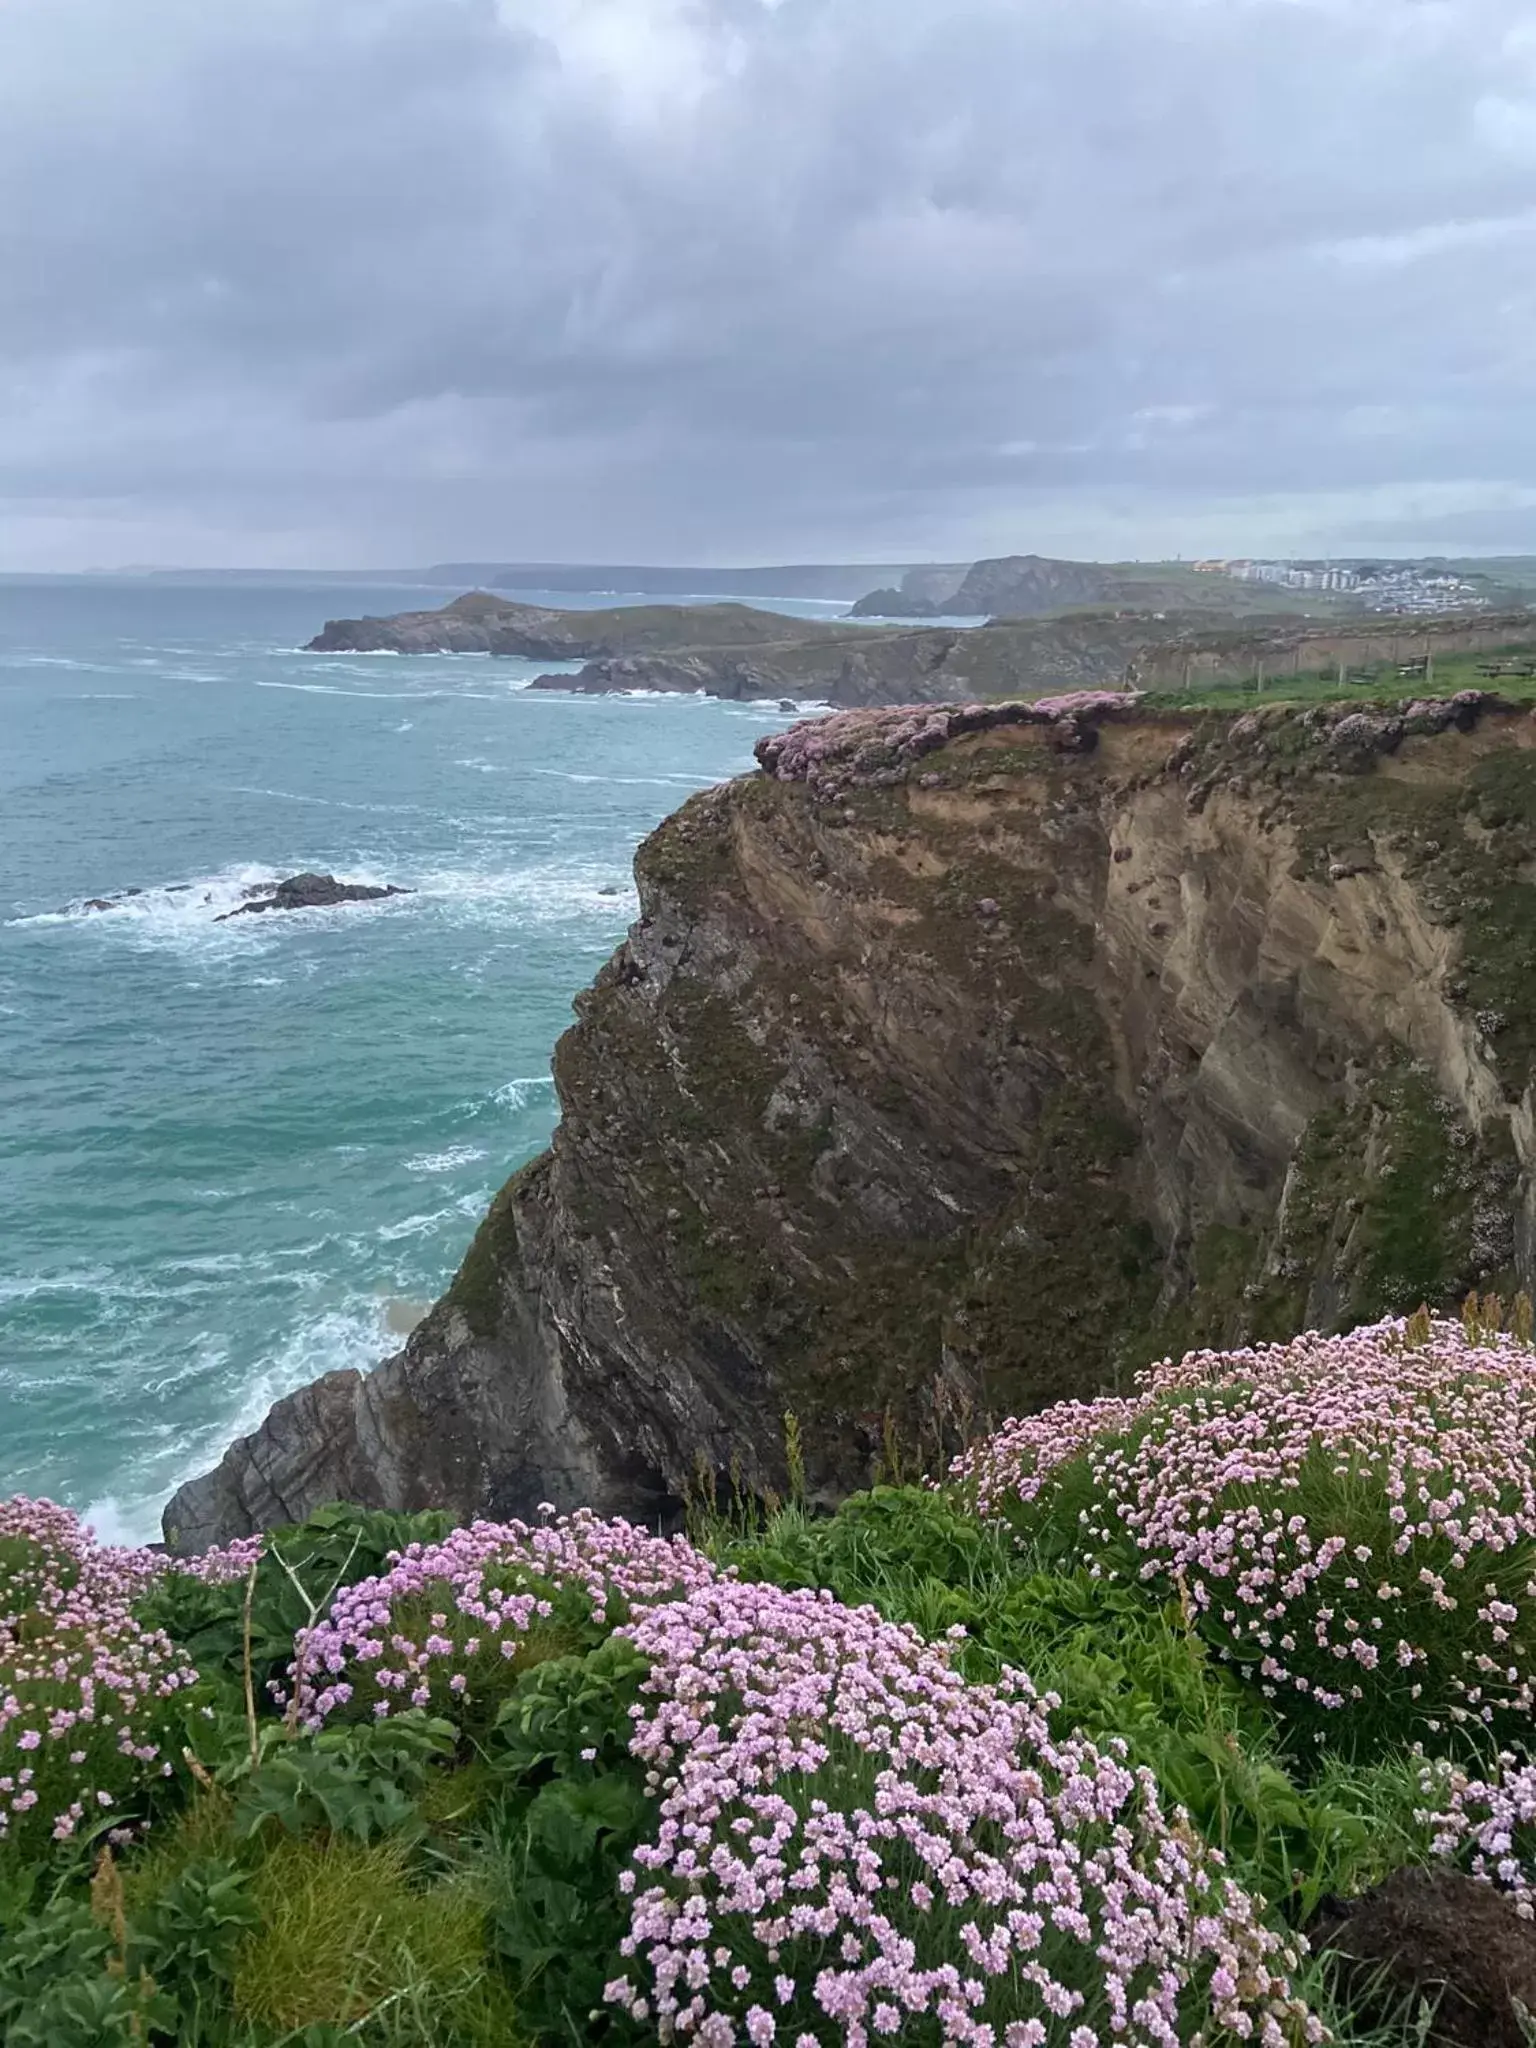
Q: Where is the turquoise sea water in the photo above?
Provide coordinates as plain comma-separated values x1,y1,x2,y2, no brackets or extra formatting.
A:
0,580,827,1540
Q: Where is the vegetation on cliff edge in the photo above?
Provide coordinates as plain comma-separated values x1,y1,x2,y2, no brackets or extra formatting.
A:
11,1302,1536,2043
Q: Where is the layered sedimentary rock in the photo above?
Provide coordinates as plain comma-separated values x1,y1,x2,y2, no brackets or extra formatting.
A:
166,692,1536,1551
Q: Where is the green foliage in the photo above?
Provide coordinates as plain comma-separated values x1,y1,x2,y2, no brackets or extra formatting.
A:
236,1712,458,1844
0,1470,1501,2047
489,1636,647,1783
474,1639,651,2043
143,1503,457,1708
6,1965,173,2047
130,1856,261,1995
0,1865,262,2046
0,1898,166,2046
233,1833,514,2042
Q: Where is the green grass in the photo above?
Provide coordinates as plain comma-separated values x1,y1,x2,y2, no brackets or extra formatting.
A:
234,1834,516,2041
1143,643,1536,713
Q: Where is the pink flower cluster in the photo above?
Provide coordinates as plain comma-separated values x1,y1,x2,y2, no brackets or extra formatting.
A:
951,1398,1144,1515
754,694,1139,798
296,1508,1318,2039
297,1506,718,1726
606,1580,1315,2048
184,1531,268,1585
0,1497,200,1850
955,1319,1536,1740
1425,1753,1536,1919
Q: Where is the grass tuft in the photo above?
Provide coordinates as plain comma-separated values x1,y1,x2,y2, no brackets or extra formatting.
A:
232,1833,514,2039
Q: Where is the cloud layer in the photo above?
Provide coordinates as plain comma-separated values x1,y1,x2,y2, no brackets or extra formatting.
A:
5,0,1536,567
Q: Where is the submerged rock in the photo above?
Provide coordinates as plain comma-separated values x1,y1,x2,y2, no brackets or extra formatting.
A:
73,887,145,913
214,873,411,921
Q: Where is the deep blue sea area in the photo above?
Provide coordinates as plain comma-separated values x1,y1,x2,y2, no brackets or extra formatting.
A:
0,579,833,1538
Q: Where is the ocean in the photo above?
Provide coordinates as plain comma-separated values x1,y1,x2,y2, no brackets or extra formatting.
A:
0,579,834,1541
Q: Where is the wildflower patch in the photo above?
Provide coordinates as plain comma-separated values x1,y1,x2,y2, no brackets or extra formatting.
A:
956,1318,1536,1753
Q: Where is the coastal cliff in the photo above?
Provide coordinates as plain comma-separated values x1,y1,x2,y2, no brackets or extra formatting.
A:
846,551,1359,620
165,692,1536,1551
305,590,1236,705
304,588,1536,708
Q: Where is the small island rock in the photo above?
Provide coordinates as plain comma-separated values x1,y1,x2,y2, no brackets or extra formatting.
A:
215,873,412,922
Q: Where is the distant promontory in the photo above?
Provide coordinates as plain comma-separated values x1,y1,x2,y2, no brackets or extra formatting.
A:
304,588,1536,709
304,592,862,661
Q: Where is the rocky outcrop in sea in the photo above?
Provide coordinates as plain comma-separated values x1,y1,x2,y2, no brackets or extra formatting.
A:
65,872,411,921
214,873,411,921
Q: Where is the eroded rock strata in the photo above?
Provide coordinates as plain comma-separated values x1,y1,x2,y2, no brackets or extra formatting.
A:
166,693,1536,1550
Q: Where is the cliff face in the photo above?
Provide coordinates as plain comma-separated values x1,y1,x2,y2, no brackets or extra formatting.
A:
847,553,1354,622
165,694,1536,1551
850,554,1158,618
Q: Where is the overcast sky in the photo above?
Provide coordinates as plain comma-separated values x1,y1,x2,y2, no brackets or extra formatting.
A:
5,0,1536,570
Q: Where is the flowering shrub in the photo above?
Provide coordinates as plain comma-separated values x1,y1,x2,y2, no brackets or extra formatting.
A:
0,1498,201,1857
297,1506,718,1728
606,1580,1315,2048
951,1399,1144,1519
954,1319,1536,1754
1425,1753,1536,1918
754,694,1141,798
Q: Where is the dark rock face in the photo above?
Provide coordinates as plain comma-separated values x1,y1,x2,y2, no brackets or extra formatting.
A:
847,587,938,619
309,588,1536,715
164,697,1536,1553
530,654,779,700
1311,1867,1536,2047
302,589,1235,710
73,888,145,913
214,873,410,921
527,620,1186,708
955,554,1164,616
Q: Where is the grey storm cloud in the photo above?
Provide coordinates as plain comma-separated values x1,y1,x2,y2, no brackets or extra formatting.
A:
4,0,1536,567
